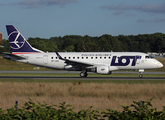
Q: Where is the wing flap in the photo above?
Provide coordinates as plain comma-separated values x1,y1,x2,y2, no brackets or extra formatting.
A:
55,51,94,69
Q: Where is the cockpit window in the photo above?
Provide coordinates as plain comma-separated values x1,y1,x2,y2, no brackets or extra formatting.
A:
145,56,149,58
145,56,153,59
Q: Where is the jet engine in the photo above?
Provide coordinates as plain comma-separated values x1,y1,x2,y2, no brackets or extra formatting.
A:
90,66,111,74
96,66,111,74
91,65,119,75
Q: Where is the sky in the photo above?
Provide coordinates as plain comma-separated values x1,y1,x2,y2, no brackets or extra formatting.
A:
1,0,165,40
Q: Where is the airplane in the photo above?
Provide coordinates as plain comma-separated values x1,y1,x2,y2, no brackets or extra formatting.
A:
3,25,163,78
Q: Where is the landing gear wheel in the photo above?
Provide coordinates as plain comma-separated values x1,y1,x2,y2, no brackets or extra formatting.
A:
138,69,144,78
139,74,143,78
80,72,88,77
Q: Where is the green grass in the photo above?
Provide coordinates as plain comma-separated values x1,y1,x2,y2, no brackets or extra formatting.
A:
0,57,51,71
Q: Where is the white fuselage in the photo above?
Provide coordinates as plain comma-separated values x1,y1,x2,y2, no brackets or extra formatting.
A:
15,52,163,72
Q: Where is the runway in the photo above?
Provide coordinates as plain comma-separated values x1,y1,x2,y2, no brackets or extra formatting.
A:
0,70,165,74
0,76,165,80
0,71,165,80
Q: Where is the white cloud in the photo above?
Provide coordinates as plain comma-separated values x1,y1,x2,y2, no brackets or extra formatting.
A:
10,0,77,8
137,18,165,23
114,11,125,15
140,3,165,13
101,2,165,14
113,11,136,17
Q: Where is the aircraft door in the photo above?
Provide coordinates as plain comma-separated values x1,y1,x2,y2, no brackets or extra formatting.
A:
43,55,48,64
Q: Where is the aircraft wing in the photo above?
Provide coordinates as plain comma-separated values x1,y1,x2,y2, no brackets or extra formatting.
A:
3,52,26,60
55,51,95,69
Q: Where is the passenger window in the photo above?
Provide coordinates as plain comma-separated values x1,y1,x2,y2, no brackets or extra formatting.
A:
91,57,93,59
73,57,75,59
86,57,88,59
82,57,84,59
51,57,53,59
104,57,106,59
77,57,79,59
69,57,71,59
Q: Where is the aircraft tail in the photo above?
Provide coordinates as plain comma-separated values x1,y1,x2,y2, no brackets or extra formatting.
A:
6,25,44,54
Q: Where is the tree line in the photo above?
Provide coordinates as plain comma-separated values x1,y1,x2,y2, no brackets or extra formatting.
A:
1,33,165,53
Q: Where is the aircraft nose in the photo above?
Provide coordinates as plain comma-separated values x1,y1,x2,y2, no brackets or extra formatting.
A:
154,60,163,68
158,62,163,68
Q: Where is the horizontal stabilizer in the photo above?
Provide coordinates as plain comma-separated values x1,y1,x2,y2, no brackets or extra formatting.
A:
3,52,26,60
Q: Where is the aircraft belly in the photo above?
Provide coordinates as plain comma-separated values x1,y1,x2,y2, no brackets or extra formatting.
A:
118,65,137,70
48,60,65,69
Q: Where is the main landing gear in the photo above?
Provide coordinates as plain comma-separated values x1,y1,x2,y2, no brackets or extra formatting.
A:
139,69,144,78
80,71,88,77
139,74,143,78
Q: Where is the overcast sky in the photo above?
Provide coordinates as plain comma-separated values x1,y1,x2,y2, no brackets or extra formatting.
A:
1,0,165,39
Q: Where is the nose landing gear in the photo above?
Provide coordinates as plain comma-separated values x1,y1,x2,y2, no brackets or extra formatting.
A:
139,69,144,78
139,74,143,78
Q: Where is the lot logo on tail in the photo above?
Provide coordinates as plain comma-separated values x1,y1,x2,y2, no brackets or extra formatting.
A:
9,31,25,49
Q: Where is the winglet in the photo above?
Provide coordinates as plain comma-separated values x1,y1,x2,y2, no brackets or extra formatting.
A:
55,51,64,60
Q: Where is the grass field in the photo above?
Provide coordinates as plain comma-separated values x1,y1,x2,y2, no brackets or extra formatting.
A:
0,57,51,71
0,78,165,112
0,57,165,112
0,80,165,112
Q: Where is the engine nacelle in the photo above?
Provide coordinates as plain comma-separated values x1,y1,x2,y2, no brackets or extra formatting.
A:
96,66,111,75
90,66,119,75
